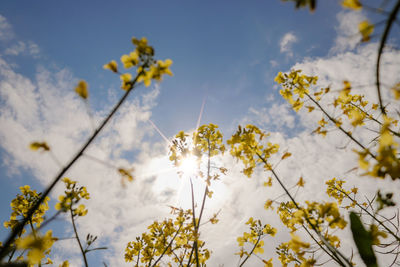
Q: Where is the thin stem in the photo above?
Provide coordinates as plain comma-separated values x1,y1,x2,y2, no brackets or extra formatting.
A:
300,224,337,262
136,247,141,267
187,179,199,267
349,102,400,137
376,0,400,115
238,235,261,267
151,225,183,267
70,209,88,267
337,187,400,242
187,139,212,267
305,93,376,159
256,153,351,267
0,72,143,260
38,210,62,231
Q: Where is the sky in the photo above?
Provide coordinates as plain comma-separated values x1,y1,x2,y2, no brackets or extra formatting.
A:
0,0,400,266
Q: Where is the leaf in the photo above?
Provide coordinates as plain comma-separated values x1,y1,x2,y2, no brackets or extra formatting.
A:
349,212,378,267
75,80,89,99
359,20,374,42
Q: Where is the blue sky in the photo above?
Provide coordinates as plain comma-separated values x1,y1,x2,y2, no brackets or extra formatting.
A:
0,0,342,134
1,0,400,266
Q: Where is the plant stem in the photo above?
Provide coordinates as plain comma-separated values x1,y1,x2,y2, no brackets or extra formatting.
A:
376,0,400,115
151,225,182,267
0,72,142,260
256,153,352,267
305,93,376,159
337,187,400,242
70,209,88,267
238,235,261,267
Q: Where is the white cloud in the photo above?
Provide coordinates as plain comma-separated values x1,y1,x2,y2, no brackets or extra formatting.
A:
247,103,295,131
0,54,167,266
0,14,40,58
280,32,298,57
1,10,400,267
4,41,40,57
0,14,14,41
331,11,367,53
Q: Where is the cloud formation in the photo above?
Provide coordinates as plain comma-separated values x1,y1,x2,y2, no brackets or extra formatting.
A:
331,10,366,53
0,15,14,41
280,32,298,57
1,10,400,267
5,41,40,57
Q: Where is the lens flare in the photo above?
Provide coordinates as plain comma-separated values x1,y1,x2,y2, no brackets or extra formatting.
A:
179,155,197,177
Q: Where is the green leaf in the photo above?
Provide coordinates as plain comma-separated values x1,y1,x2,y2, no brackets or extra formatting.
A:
350,212,378,267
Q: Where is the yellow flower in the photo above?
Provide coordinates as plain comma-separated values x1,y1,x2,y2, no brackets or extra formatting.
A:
391,82,400,99
274,72,285,84
75,80,88,99
296,177,305,187
73,204,88,216
121,51,139,69
137,68,153,87
120,73,133,90
16,230,56,265
30,142,50,151
288,233,309,253
103,60,118,73
342,0,362,10
263,258,273,267
264,199,274,210
359,20,374,42
253,240,264,254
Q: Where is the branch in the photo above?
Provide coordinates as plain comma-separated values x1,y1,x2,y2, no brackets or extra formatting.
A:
70,209,88,267
238,235,261,267
0,72,142,260
256,153,352,267
376,0,400,115
151,225,183,267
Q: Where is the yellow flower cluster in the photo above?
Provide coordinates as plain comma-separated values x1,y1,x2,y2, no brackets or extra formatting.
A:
125,209,210,266
235,217,277,259
4,185,50,231
193,124,226,157
332,81,370,128
277,200,347,233
103,36,173,90
55,178,90,216
355,116,400,180
276,235,316,267
169,124,226,183
275,70,317,112
16,230,56,265
228,125,279,177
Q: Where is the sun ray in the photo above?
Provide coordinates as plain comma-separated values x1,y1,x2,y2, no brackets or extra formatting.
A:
195,95,207,132
148,119,172,146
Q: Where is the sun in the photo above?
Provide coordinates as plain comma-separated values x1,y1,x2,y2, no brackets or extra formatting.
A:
178,155,198,177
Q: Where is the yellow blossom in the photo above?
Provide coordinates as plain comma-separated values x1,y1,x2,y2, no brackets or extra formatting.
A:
103,60,118,73
120,73,133,90
342,0,362,10
359,20,374,42
75,80,88,99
